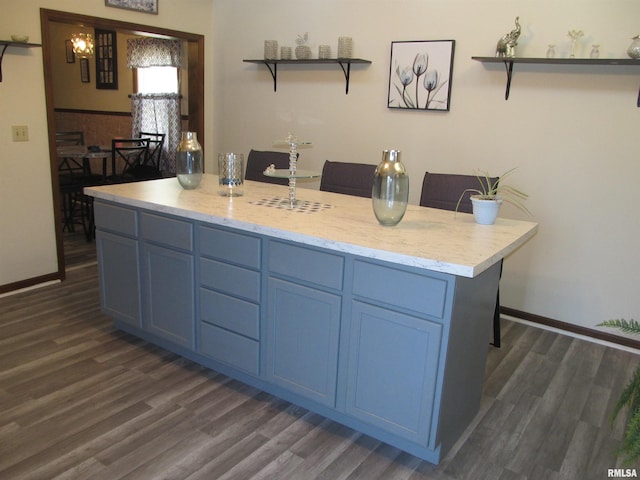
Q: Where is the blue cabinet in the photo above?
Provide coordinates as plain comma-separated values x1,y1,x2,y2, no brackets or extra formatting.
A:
92,199,500,465
142,243,195,348
140,212,195,349
265,240,343,407
198,225,261,375
266,278,341,407
94,202,141,328
345,301,442,445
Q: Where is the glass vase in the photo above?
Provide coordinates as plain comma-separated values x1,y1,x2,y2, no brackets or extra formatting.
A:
372,150,409,226
176,131,203,189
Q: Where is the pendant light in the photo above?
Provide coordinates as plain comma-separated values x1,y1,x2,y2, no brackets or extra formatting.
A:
70,33,95,58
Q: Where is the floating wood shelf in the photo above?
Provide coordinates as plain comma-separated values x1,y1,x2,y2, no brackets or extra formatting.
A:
243,58,372,94
0,40,42,82
472,56,640,106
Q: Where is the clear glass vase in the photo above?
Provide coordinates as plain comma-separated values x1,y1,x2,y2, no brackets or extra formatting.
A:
372,150,409,226
176,131,203,189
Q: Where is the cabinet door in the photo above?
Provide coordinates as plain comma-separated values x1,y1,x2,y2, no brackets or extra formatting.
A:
266,278,341,407
96,231,141,328
142,243,195,348
345,301,442,444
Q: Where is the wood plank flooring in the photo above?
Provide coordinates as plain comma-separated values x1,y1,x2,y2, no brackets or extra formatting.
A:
1,234,638,479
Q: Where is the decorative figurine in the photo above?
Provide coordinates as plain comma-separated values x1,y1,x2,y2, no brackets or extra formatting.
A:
568,29,584,58
628,35,640,59
295,32,312,59
496,17,521,57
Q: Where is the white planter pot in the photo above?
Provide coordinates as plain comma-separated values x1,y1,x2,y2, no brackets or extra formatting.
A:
471,196,503,225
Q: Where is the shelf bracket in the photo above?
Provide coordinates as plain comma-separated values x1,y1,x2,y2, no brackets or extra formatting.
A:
262,61,277,92
0,44,9,82
337,61,352,94
502,60,514,100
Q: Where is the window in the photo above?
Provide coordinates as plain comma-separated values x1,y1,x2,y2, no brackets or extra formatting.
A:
136,66,179,94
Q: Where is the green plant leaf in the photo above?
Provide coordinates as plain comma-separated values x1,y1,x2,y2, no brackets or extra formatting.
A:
598,319,640,335
455,167,531,215
599,318,640,465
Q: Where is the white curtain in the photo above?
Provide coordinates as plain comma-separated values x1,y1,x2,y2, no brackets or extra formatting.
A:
127,38,182,173
130,93,181,172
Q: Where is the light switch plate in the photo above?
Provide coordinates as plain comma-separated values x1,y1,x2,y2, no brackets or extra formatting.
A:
12,125,29,142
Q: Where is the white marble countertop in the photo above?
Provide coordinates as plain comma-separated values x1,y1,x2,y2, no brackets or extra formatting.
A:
86,175,538,278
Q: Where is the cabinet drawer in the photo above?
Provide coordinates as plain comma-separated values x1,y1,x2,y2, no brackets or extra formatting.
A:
200,322,259,375
352,260,449,319
200,257,260,302
269,241,344,290
200,288,259,339
141,212,193,251
200,226,261,269
94,201,137,237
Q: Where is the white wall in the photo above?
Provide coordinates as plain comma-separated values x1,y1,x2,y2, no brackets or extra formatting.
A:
2,0,638,338
213,0,640,333
0,0,216,287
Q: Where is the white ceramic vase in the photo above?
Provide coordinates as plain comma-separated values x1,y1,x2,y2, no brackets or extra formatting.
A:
471,196,503,225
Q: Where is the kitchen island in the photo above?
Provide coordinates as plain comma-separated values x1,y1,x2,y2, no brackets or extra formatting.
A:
86,175,537,464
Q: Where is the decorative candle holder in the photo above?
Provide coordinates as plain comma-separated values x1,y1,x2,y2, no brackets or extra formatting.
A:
338,36,352,58
273,133,313,209
318,45,331,59
280,46,292,60
264,40,278,60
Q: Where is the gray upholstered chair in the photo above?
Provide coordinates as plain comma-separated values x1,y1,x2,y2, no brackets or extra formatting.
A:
419,172,502,347
244,149,292,186
319,160,377,198
419,172,498,213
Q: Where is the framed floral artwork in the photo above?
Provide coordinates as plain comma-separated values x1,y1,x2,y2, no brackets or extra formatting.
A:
105,0,158,14
388,40,455,111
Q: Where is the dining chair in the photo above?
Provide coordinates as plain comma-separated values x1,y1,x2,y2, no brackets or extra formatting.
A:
319,160,377,198
244,149,293,186
109,138,150,183
133,132,166,179
56,131,86,179
419,172,503,347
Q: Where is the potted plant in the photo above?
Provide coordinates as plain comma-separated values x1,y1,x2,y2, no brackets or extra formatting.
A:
597,318,640,465
456,168,531,224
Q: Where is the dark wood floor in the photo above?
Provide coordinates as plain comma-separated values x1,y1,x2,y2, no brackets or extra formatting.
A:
0,234,638,479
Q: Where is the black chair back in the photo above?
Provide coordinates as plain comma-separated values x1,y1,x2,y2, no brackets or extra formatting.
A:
419,172,498,213
135,132,166,179
245,149,292,186
110,138,150,182
319,160,377,198
56,131,86,179
419,171,503,347
139,132,166,169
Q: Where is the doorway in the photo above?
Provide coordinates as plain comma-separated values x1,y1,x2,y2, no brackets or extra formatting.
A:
40,9,205,280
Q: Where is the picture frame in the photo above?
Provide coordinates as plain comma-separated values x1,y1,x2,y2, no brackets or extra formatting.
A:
388,40,456,112
80,58,90,83
94,29,118,90
65,39,75,63
104,0,158,15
